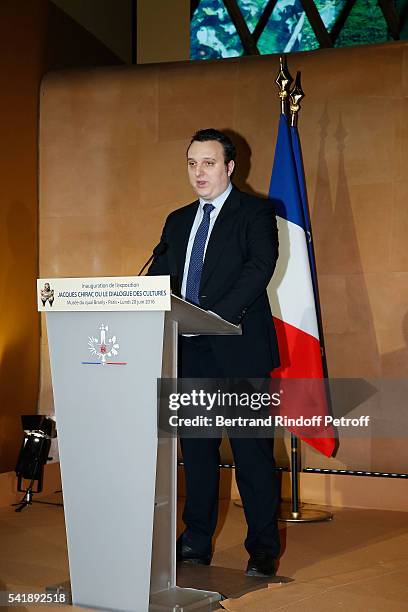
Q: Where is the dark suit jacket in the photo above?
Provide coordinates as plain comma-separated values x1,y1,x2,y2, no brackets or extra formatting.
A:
148,186,280,377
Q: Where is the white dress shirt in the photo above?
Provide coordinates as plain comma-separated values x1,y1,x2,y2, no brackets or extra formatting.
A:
181,182,232,299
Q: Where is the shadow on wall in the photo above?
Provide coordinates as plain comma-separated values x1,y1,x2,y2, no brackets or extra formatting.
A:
312,107,380,378
303,107,390,477
223,129,266,199
381,311,408,376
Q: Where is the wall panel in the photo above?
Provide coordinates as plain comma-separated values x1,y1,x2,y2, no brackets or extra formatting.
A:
40,42,408,472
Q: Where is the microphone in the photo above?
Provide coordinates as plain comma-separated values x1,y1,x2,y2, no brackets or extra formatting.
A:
138,240,168,275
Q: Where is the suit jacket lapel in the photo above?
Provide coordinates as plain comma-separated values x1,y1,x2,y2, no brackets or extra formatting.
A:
173,201,199,292
200,187,241,290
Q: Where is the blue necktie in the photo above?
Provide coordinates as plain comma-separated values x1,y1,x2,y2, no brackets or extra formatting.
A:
185,203,214,305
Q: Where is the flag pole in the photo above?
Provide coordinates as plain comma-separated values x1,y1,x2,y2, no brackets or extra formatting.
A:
275,55,293,115
276,56,333,523
289,70,304,128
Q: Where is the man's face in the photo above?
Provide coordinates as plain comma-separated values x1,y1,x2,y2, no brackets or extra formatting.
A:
187,140,234,201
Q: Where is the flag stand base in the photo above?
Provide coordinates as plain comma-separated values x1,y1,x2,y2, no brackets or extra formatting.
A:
232,500,333,523
278,501,333,523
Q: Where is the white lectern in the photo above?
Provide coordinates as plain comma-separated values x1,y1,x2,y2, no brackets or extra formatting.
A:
40,276,240,612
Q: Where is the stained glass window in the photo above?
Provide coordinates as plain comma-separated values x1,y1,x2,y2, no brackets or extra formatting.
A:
236,0,270,32
190,0,244,59
258,0,319,54
315,0,347,32
190,0,398,59
334,0,390,47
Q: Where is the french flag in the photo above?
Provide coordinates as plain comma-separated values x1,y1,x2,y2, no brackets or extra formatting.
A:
267,113,335,458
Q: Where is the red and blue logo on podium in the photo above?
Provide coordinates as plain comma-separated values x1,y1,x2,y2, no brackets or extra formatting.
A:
82,324,127,366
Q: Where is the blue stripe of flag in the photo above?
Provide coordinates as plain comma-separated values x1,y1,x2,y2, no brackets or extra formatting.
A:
269,114,306,231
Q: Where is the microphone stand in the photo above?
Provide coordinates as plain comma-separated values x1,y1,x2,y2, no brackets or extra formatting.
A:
138,241,168,275
138,253,154,275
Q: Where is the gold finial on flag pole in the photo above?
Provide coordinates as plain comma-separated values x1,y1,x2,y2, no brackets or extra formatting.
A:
289,71,305,127
275,55,293,116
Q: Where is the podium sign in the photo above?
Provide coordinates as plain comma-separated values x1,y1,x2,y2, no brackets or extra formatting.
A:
37,275,170,312
40,276,240,611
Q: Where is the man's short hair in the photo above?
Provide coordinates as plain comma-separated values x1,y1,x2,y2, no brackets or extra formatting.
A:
188,128,236,164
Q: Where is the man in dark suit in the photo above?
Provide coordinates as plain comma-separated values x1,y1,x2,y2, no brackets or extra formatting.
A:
149,129,280,576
